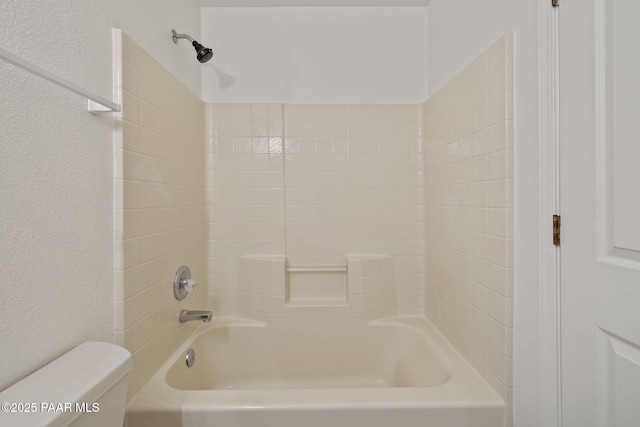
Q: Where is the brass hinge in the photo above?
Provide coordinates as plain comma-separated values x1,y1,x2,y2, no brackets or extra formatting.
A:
552,0,559,7
553,215,561,246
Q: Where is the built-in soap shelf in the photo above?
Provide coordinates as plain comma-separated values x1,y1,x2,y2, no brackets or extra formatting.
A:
286,266,348,273
238,255,396,318
285,257,349,307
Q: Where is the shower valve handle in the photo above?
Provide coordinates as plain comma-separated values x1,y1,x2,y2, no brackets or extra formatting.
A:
174,265,197,300
180,278,198,293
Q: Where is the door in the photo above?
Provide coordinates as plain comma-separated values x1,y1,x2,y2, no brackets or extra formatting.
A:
559,0,640,426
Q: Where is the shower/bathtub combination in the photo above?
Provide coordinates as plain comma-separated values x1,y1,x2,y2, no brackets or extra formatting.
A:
116,24,513,427
126,255,506,426
126,317,503,427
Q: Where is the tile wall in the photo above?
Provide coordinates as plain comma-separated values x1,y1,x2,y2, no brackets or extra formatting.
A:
113,32,207,398
423,34,513,423
207,103,286,317
237,255,395,322
207,104,425,319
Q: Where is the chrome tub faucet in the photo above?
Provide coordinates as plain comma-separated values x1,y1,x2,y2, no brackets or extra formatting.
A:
179,309,213,323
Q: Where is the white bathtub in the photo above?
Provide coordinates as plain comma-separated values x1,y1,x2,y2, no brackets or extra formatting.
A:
126,317,504,427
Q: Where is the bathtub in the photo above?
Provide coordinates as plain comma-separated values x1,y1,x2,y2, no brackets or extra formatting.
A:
126,317,504,427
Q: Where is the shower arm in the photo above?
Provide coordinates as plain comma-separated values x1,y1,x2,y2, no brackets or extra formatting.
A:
170,29,213,63
172,30,194,44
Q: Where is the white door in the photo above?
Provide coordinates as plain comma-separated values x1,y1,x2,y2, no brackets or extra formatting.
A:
560,0,640,426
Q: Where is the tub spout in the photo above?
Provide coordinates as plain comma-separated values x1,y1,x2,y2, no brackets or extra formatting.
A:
179,309,213,323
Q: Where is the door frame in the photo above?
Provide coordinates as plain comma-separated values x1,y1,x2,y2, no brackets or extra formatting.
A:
538,0,561,426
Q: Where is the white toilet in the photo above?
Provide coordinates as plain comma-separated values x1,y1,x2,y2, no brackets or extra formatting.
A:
0,341,132,427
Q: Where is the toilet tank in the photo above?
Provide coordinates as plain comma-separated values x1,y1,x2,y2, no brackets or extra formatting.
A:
0,341,132,427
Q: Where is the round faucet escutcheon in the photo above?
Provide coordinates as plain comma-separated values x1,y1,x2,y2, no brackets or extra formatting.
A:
174,265,197,300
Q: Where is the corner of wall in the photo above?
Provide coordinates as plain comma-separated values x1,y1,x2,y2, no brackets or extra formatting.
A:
423,33,514,426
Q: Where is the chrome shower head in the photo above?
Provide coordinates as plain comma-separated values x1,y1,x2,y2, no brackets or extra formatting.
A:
171,29,213,64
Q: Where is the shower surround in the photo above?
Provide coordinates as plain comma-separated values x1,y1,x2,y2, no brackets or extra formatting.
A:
207,103,426,321
206,33,513,418
115,29,513,425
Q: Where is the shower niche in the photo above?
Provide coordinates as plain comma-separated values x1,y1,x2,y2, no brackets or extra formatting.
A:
285,257,349,307
238,255,396,319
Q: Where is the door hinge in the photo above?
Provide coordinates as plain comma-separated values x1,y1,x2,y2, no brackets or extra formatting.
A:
553,215,561,246
552,0,559,7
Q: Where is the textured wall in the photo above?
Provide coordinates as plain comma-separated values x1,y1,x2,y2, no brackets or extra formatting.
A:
0,0,200,391
0,58,115,391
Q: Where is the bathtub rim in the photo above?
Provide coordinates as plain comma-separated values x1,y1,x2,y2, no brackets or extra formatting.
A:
127,315,504,413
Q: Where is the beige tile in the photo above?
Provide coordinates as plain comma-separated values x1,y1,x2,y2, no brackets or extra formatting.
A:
122,121,142,153
423,34,513,401
122,60,141,97
140,77,157,107
140,50,157,81
117,33,206,398
488,62,507,99
122,90,141,125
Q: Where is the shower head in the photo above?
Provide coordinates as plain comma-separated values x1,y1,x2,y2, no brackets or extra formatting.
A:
171,29,213,64
193,42,213,63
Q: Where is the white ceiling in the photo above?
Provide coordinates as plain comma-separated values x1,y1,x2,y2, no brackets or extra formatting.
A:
199,0,430,6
